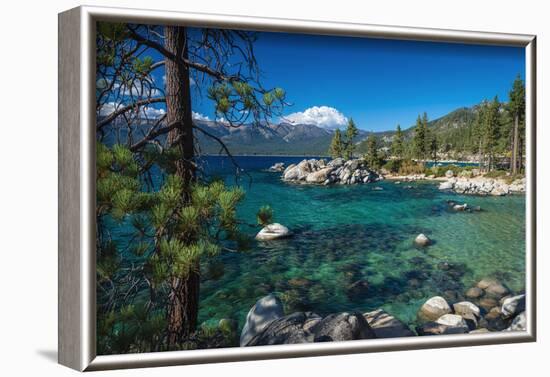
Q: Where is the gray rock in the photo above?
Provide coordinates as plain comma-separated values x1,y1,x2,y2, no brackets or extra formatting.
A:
305,167,334,183
245,312,321,346
414,233,432,247
453,301,481,318
416,318,469,335
268,162,285,172
240,294,285,346
436,314,469,332
418,296,452,322
255,223,291,241
364,309,415,338
478,297,499,312
327,158,345,168
310,312,376,342
506,312,526,331
245,311,376,346
501,295,526,318
439,181,454,190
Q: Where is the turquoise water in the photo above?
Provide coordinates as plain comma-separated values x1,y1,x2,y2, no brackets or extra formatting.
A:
197,156,526,329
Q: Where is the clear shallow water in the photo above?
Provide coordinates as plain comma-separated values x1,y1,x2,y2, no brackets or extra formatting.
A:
105,156,526,332
197,156,526,329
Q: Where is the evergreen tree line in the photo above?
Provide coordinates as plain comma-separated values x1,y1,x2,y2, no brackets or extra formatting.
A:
329,75,526,174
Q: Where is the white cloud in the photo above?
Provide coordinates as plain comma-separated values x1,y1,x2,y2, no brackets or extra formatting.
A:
98,102,119,117
141,106,165,118
192,111,211,121
282,106,349,129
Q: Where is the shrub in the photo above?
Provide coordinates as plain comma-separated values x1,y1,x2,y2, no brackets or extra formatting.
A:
256,205,273,226
398,159,426,175
382,159,402,173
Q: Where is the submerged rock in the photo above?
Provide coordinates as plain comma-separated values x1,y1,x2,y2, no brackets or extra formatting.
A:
418,296,452,322
465,287,484,299
414,233,432,247
364,309,415,338
311,312,375,342
255,223,291,241
240,294,284,346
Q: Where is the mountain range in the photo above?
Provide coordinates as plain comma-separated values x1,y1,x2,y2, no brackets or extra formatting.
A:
194,105,479,156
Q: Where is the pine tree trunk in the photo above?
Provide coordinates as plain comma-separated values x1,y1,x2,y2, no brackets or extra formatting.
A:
512,114,519,175
163,25,200,347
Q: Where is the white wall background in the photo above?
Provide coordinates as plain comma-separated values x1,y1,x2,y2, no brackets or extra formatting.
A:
0,0,546,375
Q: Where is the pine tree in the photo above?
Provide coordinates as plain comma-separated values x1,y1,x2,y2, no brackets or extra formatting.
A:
364,134,380,169
412,115,426,160
508,75,525,174
483,97,501,171
391,124,404,159
329,129,344,158
343,118,359,160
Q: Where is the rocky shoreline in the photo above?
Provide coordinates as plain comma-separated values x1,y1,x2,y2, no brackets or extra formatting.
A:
277,158,380,185
239,277,526,346
268,159,526,196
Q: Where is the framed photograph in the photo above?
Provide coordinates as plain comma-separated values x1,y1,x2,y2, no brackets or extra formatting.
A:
58,6,536,371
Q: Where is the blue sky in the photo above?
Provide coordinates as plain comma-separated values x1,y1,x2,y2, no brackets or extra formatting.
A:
137,30,524,132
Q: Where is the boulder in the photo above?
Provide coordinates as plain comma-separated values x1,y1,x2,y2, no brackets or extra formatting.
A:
438,181,454,190
453,301,481,329
465,287,484,299
469,328,490,334
283,164,308,181
268,162,285,172
364,309,415,338
240,294,285,346
484,307,510,331
328,158,345,168
414,233,432,247
453,203,468,211
305,167,334,183
484,281,510,299
245,311,376,346
436,314,469,331
418,296,452,322
453,301,481,319
501,295,526,318
245,312,321,346
255,223,291,241
310,312,376,342
506,312,526,331
417,318,469,336
478,297,498,312
445,170,455,178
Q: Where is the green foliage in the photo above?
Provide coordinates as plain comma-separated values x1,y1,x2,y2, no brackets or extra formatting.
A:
382,159,402,173
343,118,359,160
256,205,274,226
329,129,343,159
364,134,381,170
398,159,426,175
391,125,404,159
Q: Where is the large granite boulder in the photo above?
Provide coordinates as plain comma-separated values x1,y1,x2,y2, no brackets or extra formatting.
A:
268,162,285,172
240,294,285,346
245,312,321,346
306,167,334,183
453,301,481,329
501,295,526,318
245,311,376,346
418,296,452,322
255,223,291,241
364,309,415,338
310,312,376,342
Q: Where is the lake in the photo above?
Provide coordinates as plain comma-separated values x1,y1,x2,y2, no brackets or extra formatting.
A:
194,156,526,330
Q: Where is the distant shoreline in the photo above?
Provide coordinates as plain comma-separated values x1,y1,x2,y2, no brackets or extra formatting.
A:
203,154,480,165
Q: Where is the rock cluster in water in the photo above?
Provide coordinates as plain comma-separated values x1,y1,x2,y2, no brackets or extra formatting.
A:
279,158,379,185
240,277,526,346
255,223,292,241
439,177,526,196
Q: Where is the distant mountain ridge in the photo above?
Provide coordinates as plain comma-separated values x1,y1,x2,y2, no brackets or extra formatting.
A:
194,105,479,156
